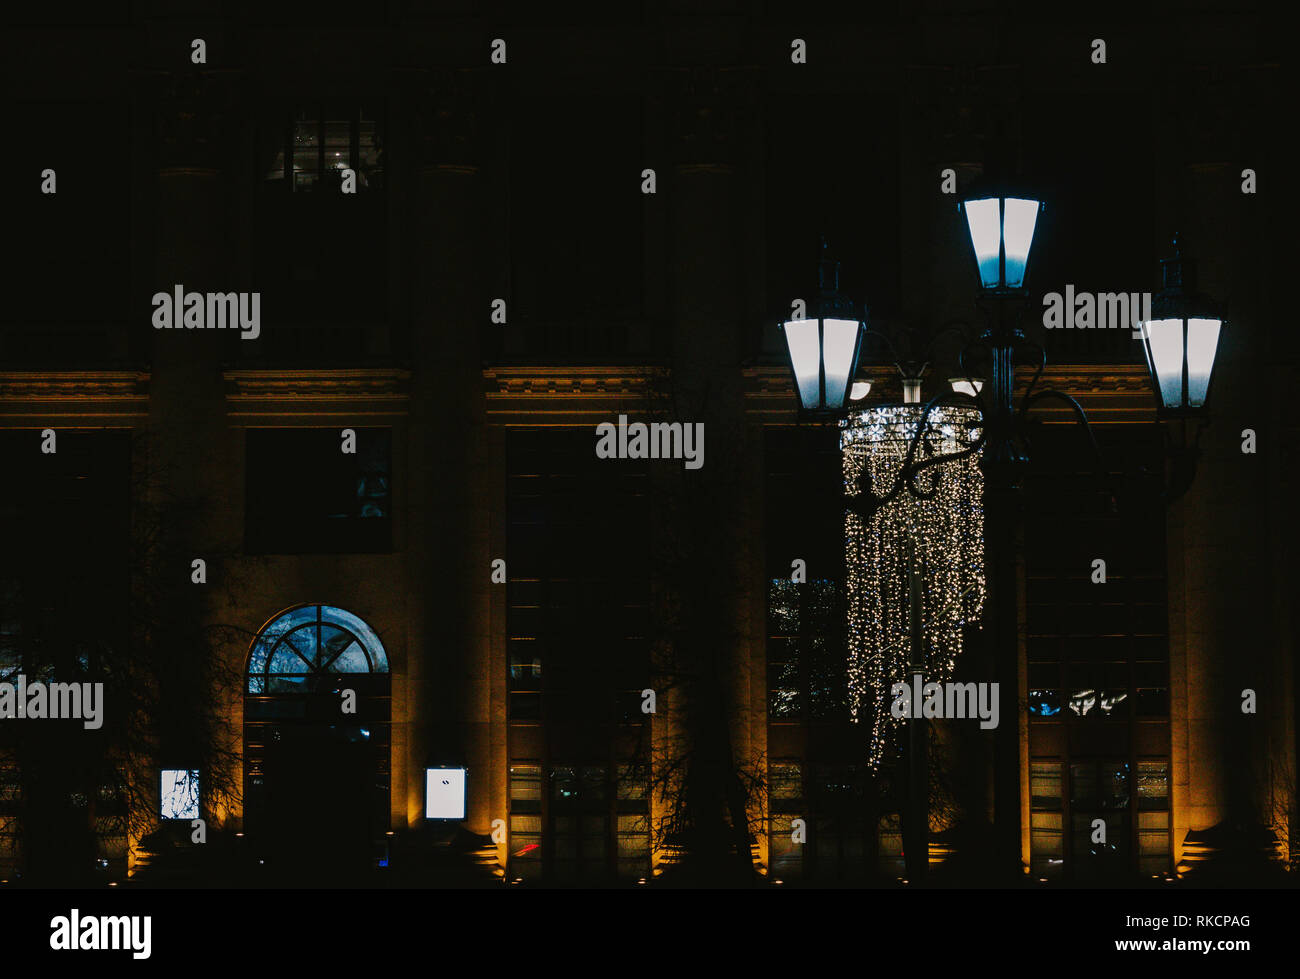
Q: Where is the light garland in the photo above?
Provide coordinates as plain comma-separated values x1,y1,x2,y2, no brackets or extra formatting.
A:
840,404,986,768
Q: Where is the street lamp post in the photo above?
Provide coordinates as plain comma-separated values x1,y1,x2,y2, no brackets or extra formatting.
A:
779,238,866,415
1137,234,1225,502
780,209,1224,884
904,536,928,883
960,190,1048,881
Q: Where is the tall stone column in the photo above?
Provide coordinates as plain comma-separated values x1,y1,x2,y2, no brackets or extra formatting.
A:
1173,64,1286,873
402,71,494,851
136,68,241,866
656,66,757,874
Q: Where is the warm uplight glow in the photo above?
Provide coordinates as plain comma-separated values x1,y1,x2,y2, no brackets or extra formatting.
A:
841,405,986,767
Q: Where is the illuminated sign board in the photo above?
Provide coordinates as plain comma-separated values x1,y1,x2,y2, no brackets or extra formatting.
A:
425,767,467,820
160,769,200,820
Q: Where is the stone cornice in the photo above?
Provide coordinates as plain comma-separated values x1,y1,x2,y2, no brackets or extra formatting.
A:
484,365,666,424
224,368,411,420
0,364,1152,427
744,363,1157,423
0,371,150,424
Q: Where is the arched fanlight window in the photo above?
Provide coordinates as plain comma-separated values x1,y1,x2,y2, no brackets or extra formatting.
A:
247,604,389,694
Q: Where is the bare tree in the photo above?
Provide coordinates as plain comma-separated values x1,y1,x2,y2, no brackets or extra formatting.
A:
1,434,253,885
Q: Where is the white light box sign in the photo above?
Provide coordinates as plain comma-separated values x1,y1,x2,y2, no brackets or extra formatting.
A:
425,767,467,820
160,769,200,820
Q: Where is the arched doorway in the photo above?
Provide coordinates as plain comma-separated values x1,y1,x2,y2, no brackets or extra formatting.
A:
243,604,391,880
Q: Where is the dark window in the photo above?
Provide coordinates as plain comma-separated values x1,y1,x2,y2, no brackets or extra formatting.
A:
1024,428,1169,881
262,106,385,193
1136,760,1171,876
808,764,872,880
765,427,846,722
0,103,130,364
768,760,804,880
763,95,900,357
1070,760,1131,881
252,104,387,361
765,427,883,882
508,763,543,881
1030,760,1064,878
0,432,130,878
242,604,392,859
1023,90,1152,365
767,579,845,720
505,430,651,883
1025,429,1168,721
0,760,19,871
244,428,392,554
1030,755,1170,881
502,98,645,359
505,430,649,725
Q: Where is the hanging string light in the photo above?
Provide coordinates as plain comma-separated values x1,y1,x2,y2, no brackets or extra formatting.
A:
840,404,986,768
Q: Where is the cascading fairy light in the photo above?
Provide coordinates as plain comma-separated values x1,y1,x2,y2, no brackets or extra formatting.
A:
840,404,985,768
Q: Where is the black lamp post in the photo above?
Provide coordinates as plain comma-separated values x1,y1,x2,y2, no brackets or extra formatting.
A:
779,206,1224,883
1137,235,1226,502
778,238,866,414
837,197,1225,881
957,186,1052,882
1139,235,1224,417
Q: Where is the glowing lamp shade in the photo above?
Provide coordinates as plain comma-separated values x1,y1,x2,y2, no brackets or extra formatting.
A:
849,380,872,401
426,767,467,819
781,316,864,412
1139,316,1222,412
960,196,1043,291
949,378,984,397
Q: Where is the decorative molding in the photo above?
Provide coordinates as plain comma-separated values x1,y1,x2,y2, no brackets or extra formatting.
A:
1012,364,1156,422
744,363,1157,423
484,365,666,424
0,371,150,423
224,368,411,420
